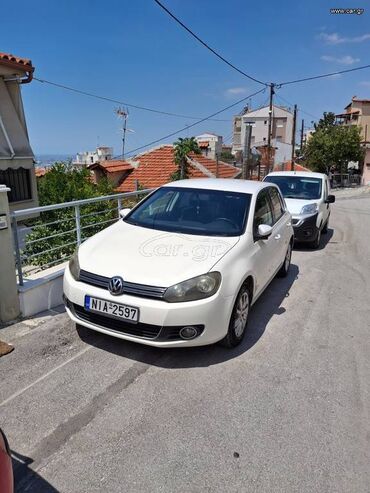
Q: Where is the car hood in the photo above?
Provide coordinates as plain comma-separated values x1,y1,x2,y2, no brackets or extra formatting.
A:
284,198,319,215
78,220,240,286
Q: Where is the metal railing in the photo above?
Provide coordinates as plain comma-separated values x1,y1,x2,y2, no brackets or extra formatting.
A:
11,189,153,286
331,173,361,188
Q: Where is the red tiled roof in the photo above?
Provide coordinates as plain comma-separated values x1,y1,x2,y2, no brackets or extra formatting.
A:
89,159,133,173
0,52,33,69
116,146,177,192
188,152,240,179
115,146,240,192
35,167,47,177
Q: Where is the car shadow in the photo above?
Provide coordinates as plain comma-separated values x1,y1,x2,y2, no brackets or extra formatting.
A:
12,450,59,493
76,264,299,369
293,228,334,252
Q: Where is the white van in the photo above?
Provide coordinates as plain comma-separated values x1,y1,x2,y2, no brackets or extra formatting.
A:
264,171,335,248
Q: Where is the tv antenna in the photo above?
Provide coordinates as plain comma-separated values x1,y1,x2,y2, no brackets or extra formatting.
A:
115,107,131,159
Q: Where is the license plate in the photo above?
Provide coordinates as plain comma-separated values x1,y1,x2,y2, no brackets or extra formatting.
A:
84,296,139,323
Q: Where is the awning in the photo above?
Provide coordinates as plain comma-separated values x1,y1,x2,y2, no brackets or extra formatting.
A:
0,79,33,158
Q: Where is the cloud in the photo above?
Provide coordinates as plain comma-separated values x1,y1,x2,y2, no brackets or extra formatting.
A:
321,55,360,65
359,81,370,87
318,32,370,44
225,87,248,96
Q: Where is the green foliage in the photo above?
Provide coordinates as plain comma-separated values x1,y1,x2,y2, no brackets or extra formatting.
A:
303,112,364,173
172,137,201,181
24,162,118,269
220,150,234,162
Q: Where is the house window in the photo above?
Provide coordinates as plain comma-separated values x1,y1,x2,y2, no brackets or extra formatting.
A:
264,120,267,125
263,137,266,142
0,167,32,203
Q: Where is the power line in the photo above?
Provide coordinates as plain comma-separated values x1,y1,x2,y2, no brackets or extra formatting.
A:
124,88,266,157
277,63,370,87
33,77,230,122
153,0,268,87
274,93,320,121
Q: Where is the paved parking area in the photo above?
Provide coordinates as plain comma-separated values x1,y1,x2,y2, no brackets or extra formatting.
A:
1,190,370,492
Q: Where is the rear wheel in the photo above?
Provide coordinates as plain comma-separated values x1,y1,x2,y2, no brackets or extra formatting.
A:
277,241,292,278
221,285,250,348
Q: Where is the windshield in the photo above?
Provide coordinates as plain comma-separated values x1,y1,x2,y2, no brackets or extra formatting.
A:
264,176,322,200
125,186,251,236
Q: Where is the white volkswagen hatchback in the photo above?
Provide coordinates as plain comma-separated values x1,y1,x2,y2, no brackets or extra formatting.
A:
64,179,293,348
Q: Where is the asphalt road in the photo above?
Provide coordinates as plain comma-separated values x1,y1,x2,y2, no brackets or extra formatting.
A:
1,189,370,493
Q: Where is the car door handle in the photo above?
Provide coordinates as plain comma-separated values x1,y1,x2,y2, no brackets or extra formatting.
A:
274,234,281,240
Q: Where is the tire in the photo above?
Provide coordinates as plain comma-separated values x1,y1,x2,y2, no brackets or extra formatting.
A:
277,241,292,278
322,219,329,234
309,228,321,249
221,284,250,348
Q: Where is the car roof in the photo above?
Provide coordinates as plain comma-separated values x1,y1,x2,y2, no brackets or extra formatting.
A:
265,171,327,180
162,178,274,194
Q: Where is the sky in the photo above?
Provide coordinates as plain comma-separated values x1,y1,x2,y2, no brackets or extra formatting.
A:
1,0,370,156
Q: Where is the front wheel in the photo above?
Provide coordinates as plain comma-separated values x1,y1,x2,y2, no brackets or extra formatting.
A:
322,218,329,234
309,228,321,249
221,285,250,348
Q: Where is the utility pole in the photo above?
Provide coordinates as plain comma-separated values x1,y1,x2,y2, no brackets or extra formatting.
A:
291,104,297,171
242,124,252,179
215,153,219,178
300,119,304,150
266,83,275,174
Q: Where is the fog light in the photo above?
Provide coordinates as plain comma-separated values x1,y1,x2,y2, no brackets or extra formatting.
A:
179,326,198,340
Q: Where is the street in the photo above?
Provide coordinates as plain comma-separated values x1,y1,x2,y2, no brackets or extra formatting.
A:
1,189,370,493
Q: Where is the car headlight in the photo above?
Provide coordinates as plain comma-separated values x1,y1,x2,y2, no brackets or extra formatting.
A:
300,203,318,215
164,272,221,303
69,249,80,281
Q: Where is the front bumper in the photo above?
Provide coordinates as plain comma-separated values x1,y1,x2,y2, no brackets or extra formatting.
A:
63,267,234,347
292,213,319,242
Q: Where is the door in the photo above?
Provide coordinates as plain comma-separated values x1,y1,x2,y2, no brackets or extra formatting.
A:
268,186,291,270
251,188,278,295
321,178,330,225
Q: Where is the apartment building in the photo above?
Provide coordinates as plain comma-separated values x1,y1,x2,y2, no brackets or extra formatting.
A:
335,96,370,184
232,104,294,166
74,146,113,166
195,133,223,160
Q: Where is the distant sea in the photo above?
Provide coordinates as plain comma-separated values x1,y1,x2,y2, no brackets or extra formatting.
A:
35,154,74,167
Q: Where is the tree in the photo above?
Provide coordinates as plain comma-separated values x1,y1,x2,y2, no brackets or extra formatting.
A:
24,162,117,268
303,112,364,173
171,137,201,181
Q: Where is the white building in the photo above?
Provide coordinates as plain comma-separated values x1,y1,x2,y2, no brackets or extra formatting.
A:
74,146,113,166
232,105,294,166
195,133,223,160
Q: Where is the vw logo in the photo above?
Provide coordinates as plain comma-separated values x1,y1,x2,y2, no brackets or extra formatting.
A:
108,276,124,296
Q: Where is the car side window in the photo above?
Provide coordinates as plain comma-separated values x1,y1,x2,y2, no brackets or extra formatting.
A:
268,187,285,223
253,190,274,234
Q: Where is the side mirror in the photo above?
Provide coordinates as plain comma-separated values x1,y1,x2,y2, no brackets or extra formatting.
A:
325,195,335,204
256,224,273,240
119,208,132,219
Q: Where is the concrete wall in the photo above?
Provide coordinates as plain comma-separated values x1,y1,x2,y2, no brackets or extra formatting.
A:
0,185,20,322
